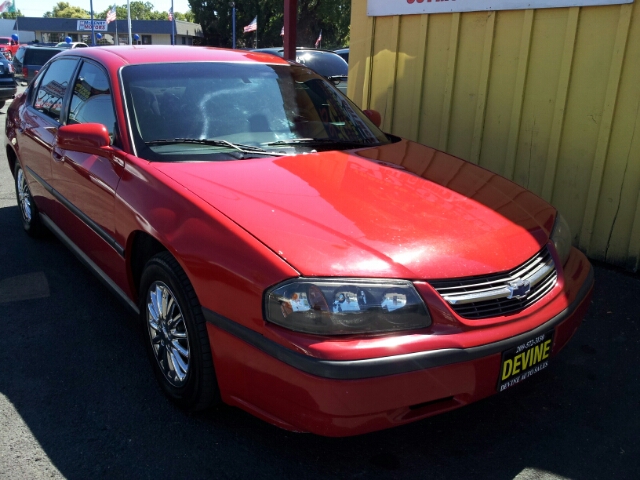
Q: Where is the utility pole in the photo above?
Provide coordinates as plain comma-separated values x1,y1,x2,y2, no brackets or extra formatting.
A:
90,0,96,45
283,0,297,60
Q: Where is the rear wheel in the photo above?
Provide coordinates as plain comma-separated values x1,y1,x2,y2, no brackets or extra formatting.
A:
14,163,44,237
139,252,219,411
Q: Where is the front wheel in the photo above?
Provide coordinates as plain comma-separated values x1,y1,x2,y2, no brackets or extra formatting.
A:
139,252,219,411
14,163,44,237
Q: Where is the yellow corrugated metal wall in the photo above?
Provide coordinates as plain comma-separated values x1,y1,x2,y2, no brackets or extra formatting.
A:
348,1,640,272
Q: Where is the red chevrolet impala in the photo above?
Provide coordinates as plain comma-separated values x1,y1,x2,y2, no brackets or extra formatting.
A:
5,46,593,437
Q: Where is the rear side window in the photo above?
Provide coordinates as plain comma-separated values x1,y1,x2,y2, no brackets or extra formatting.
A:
33,58,79,122
25,48,62,65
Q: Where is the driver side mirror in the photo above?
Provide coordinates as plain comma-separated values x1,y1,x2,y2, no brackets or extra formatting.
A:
56,123,111,156
363,109,381,128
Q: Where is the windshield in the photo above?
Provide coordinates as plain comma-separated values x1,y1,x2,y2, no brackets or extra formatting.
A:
121,62,390,162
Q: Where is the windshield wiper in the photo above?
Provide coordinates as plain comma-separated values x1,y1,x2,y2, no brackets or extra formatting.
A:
266,138,379,148
146,138,285,157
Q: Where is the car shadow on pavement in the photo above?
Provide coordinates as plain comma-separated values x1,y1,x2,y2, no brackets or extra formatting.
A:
0,203,638,479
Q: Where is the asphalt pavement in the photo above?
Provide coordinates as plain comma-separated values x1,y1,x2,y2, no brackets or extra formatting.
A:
1,88,639,480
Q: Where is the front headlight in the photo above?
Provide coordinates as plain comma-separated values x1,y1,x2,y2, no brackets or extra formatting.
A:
265,278,431,335
550,212,572,266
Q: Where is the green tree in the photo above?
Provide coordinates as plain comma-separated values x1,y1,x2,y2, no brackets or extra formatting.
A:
44,2,90,18
297,0,350,49
188,0,222,46
97,2,193,22
175,11,196,22
1,9,23,19
188,0,349,49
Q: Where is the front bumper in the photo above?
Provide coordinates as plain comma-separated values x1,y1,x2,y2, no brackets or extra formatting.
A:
204,248,594,436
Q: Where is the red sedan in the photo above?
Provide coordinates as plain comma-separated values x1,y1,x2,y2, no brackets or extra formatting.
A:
5,46,593,437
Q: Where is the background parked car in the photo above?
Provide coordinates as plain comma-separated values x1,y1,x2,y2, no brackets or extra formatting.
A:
0,54,16,109
0,36,20,60
13,45,64,83
251,47,349,95
55,42,89,49
334,47,349,63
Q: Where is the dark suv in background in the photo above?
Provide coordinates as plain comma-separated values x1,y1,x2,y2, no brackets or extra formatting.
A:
0,54,16,109
251,48,349,95
13,45,64,84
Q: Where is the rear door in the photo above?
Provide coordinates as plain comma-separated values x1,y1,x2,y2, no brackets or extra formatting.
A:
18,57,80,219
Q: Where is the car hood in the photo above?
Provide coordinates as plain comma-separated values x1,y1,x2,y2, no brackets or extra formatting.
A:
152,140,556,279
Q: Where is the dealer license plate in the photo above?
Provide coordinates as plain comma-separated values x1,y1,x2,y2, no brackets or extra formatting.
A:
498,330,554,392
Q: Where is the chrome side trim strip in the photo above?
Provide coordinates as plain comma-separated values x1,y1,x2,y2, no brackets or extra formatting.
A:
203,265,593,380
26,166,125,258
39,213,140,315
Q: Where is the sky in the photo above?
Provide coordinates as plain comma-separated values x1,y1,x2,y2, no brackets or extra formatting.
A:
15,0,193,18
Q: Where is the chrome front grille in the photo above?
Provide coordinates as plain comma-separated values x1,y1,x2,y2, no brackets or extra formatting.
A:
429,247,557,320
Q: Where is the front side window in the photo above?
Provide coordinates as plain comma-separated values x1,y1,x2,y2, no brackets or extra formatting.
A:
68,61,117,140
33,58,79,122
121,62,390,162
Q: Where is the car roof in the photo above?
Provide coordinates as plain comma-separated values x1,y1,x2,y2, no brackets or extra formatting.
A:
252,47,283,54
55,45,292,68
251,47,344,55
21,44,63,50
56,41,88,47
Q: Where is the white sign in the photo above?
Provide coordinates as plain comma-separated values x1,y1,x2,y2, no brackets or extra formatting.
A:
77,20,108,31
368,0,633,17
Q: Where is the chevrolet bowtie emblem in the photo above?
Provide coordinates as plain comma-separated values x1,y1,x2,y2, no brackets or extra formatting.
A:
507,279,531,299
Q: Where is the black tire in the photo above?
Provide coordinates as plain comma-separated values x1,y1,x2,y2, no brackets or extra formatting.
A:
139,251,219,411
0,100,6,109
14,163,45,237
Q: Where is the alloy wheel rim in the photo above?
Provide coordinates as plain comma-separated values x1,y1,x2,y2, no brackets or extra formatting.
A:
146,281,190,387
17,169,33,224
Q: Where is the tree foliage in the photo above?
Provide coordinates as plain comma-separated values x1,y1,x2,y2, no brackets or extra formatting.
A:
0,9,22,19
94,2,169,21
44,2,90,18
39,2,192,22
188,0,350,49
